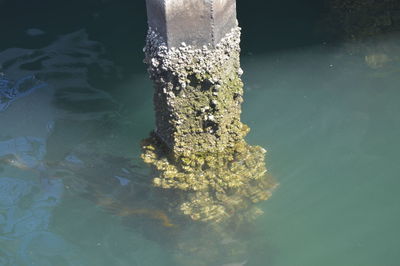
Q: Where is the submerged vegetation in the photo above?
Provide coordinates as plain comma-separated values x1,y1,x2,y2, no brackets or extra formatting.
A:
142,131,277,223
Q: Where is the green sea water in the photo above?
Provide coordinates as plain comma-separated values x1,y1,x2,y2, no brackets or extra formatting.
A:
0,1,399,265
242,45,400,266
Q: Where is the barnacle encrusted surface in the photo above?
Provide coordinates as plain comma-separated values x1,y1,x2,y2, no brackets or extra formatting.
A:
144,26,244,155
143,27,277,223
142,133,277,223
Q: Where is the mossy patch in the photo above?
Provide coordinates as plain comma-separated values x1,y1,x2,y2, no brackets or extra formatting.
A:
143,27,277,223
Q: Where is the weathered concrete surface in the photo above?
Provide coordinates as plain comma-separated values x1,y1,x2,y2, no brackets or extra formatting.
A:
145,0,237,48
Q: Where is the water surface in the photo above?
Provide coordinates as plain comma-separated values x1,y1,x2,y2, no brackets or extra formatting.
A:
1,2,400,266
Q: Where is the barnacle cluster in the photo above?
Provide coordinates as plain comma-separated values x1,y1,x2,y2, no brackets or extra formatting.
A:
144,27,245,155
141,131,277,223
142,27,277,223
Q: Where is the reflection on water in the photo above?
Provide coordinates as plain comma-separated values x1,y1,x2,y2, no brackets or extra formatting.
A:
0,22,399,266
0,30,127,265
0,136,79,265
0,74,46,112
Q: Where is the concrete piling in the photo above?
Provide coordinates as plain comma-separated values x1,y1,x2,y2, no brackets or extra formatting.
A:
142,0,277,223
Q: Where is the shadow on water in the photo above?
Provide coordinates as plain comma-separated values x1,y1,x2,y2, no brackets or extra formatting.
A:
237,0,326,54
0,0,147,75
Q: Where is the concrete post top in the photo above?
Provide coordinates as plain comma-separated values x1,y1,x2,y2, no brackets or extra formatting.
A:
145,0,237,49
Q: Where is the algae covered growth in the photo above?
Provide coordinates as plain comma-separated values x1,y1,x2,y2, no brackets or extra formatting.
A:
142,27,277,223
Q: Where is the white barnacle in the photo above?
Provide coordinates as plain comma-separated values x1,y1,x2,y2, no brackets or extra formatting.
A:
151,58,159,67
207,115,215,121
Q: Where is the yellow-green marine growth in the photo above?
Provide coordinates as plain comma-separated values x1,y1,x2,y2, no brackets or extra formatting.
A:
141,130,277,223
143,26,277,223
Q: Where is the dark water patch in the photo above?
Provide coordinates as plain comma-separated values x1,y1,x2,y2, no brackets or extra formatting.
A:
36,71,82,81
237,0,325,54
56,86,99,94
1,51,46,70
53,94,119,113
50,62,91,69
20,56,51,71
62,51,93,58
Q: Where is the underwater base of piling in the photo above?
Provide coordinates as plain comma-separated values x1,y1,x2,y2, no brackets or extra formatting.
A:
141,131,277,224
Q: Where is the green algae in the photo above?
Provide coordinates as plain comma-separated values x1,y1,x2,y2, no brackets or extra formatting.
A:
141,128,277,223
142,27,277,223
